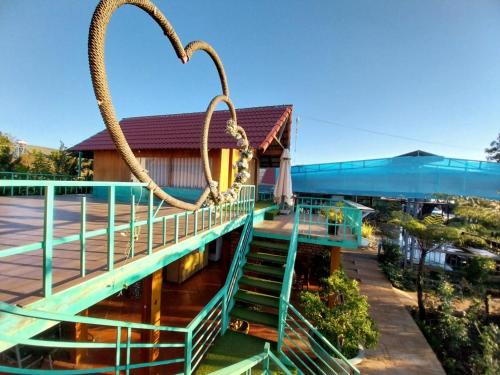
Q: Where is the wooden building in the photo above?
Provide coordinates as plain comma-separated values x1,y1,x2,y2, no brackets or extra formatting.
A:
71,105,292,201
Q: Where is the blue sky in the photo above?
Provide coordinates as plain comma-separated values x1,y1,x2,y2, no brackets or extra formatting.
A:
0,0,498,164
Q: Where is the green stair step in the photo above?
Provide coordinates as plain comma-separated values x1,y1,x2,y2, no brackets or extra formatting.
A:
247,252,287,264
231,306,278,328
235,290,280,309
244,263,285,278
239,275,283,293
251,240,289,253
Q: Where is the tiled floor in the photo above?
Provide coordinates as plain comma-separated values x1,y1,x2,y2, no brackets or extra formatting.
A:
342,248,446,375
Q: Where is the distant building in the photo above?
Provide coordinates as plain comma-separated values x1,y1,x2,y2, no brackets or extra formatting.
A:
13,140,27,158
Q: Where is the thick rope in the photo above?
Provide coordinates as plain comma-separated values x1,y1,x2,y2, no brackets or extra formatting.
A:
88,0,251,210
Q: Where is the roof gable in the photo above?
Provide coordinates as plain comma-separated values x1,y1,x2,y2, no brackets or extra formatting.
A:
71,105,292,153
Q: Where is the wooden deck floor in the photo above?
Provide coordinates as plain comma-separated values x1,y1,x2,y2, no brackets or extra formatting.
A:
0,194,234,307
254,212,356,243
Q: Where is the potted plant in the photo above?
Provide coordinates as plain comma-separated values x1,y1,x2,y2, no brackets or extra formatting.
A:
300,270,378,367
324,203,344,236
361,222,374,247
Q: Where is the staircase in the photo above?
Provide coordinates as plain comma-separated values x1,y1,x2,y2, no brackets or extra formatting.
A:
230,236,289,329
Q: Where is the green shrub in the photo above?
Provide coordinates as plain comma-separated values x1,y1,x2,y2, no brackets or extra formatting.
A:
300,270,379,358
377,240,402,264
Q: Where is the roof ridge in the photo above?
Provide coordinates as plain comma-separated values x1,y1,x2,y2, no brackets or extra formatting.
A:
121,104,293,122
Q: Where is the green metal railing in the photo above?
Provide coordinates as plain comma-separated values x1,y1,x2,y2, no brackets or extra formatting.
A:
223,212,253,328
208,342,292,375
276,206,360,375
295,196,343,207
0,180,254,298
0,185,256,374
186,212,254,373
277,207,300,359
279,300,360,375
297,204,362,247
0,172,88,196
0,301,187,374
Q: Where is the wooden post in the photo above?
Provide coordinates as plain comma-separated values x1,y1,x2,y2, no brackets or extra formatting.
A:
141,269,163,375
72,309,89,366
328,247,342,308
330,246,341,273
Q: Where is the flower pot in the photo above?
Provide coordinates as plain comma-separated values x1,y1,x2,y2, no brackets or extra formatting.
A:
360,238,370,247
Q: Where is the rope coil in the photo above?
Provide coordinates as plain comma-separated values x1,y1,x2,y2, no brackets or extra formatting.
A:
88,0,252,210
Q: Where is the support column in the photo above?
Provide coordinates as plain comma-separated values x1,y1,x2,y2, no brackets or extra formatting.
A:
71,309,88,366
141,269,163,374
211,149,232,193
330,246,341,273
328,247,342,308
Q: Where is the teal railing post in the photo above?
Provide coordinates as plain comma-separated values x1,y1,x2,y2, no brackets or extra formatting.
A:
125,327,132,375
80,196,86,277
115,326,121,375
147,189,154,255
185,330,193,375
263,342,271,373
107,185,115,271
129,195,136,258
162,216,167,246
221,290,228,335
43,184,55,297
343,208,347,241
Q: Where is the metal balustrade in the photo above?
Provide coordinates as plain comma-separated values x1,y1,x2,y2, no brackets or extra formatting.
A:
297,204,362,247
280,300,360,375
0,172,88,196
276,206,361,375
0,196,256,374
0,180,255,299
208,342,292,375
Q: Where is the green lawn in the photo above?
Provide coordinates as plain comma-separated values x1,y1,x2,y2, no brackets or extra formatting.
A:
195,331,293,374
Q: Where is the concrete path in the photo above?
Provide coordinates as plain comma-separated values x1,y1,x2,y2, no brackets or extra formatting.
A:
342,248,445,375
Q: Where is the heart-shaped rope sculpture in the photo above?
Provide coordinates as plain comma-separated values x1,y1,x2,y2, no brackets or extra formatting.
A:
88,0,253,211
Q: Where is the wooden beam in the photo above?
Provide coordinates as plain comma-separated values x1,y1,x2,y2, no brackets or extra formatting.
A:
71,309,88,366
141,269,163,375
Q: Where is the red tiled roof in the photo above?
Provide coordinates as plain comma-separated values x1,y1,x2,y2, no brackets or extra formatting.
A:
71,105,292,153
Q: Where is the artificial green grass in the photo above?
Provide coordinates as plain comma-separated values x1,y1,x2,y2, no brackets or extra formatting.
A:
254,200,275,210
194,330,294,374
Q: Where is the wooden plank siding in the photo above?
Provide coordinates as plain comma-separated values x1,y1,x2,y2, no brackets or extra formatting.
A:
93,149,260,194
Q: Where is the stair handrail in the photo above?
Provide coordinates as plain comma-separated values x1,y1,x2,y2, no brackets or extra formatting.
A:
222,210,254,329
183,210,254,373
281,299,361,375
277,207,300,354
208,342,292,375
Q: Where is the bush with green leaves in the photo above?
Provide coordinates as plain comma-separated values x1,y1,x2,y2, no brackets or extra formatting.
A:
300,270,379,358
417,279,500,375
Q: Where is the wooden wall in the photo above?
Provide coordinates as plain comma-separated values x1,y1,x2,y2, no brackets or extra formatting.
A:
93,149,259,190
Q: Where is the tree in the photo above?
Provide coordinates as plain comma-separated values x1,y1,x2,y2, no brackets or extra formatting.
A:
391,212,460,320
465,257,496,316
485,133,500,162
31,151,52,174
0,134,20,172
49,142,77,176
